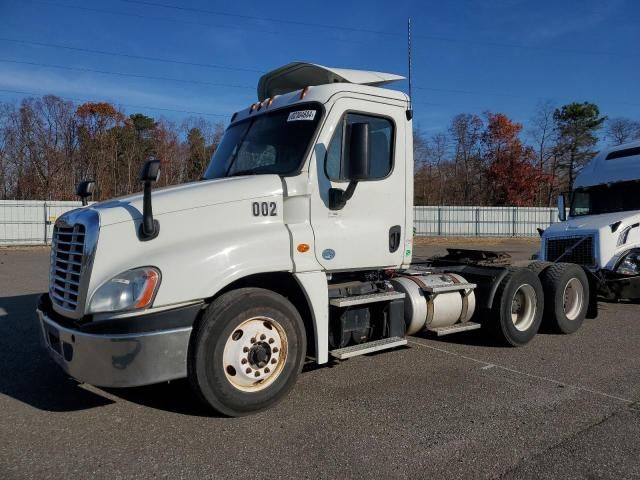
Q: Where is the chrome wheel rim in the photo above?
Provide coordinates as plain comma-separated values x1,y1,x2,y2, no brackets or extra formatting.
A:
563,278,584,321
222,316,288,392
511,284,537,332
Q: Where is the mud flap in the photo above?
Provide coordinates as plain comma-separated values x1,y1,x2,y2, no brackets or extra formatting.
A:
586,270,599,319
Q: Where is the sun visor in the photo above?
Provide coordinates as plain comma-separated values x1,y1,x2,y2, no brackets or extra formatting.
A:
257,62,405,101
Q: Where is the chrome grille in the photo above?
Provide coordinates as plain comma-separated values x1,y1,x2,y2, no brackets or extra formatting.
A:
546,235,595,266
50,224,86,311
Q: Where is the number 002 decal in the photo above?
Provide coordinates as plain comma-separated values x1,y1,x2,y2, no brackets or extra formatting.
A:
252,201,277,217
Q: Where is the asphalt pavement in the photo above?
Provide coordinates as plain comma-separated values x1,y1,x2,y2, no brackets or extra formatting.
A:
1,242,639,479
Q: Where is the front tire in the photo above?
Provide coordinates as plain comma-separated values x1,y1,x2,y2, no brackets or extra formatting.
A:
188,288,306,416
540,263,589,334
488,268,544,346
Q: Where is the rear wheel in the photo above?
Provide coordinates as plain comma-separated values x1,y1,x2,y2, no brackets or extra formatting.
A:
188,288,306,416
489,268,544,346
540,263,589,334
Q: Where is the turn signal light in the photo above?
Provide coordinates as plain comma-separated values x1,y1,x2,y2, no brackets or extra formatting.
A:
135,269,160,309
297,243,310,253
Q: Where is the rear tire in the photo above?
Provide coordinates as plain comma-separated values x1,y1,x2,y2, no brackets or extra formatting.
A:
540,263,589,334
488,268,544,346
188,288,306,417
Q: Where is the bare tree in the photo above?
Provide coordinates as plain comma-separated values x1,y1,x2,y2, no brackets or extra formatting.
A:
449,114,483,205
528,101,558,206
605,117,640,145
426,132,448,205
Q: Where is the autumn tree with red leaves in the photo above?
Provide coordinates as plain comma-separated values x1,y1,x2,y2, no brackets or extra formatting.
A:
482,113,549,206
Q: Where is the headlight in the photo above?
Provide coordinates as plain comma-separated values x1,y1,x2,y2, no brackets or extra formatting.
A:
89,267,161,313
615,250,640,276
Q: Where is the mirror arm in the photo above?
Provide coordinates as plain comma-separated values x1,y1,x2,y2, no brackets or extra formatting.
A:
139,159,161,241
343,181,358,201
329,181,358,211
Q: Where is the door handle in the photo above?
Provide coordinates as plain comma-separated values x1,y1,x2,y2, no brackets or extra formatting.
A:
389,225,401,253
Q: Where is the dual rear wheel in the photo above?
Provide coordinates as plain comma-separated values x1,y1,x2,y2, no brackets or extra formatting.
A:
489,263,589,346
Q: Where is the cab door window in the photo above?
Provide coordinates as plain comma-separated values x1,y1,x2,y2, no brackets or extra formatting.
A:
325,113,394,181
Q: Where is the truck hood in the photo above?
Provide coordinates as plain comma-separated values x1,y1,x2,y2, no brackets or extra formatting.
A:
543,210,640,269
545,211,640,235
89,175,284,226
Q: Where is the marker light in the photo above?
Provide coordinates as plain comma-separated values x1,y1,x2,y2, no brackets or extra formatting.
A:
297,243,310,253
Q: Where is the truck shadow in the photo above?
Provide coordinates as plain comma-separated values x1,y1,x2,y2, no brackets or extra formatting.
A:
0,293,114,412
2,292,618,416
0,292,339,417
102,380,215,417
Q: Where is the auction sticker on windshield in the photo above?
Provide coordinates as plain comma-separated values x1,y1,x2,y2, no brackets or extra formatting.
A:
287,110,316,122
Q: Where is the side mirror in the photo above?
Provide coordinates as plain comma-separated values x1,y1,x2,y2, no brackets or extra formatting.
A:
139,159,161,240
344,122,370,180
557,193,566,221
76,180,95,206
329,123,370,210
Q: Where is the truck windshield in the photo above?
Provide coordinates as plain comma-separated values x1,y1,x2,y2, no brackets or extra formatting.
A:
202,103,322,179
570,180,640,216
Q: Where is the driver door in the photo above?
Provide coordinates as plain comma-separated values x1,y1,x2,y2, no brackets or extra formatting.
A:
309,97,408,271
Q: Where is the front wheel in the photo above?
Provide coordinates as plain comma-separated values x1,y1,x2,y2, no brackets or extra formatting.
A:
188,288,306,416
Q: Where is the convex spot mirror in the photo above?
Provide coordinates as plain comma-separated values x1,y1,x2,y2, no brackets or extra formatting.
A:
76,180,95,206
140,159,161,182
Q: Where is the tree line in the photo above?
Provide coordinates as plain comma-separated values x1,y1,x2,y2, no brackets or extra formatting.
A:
1,95,639,205
414,102,640,206
0,95,224,201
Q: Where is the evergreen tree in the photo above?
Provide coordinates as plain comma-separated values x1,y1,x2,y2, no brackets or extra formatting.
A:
553,102,606,193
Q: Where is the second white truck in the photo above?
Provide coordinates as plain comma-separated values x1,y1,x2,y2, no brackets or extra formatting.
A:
539,140,640,301
38,62,597,416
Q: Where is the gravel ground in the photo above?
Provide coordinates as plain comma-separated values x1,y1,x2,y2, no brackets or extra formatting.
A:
1,242,639,479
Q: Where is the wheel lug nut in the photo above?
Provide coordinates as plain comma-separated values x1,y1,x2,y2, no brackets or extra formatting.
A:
268,338,274,344
260,334,266,340
241,358,247,364
246,368,252,374
273,347,278,353
254,371,260,377
243,347,249,353
271,358,277,364
250,337,256,344
264,367,270,373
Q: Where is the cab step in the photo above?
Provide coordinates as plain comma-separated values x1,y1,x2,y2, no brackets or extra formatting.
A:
427,321,481,336
329,291,405,307
329,336,407,359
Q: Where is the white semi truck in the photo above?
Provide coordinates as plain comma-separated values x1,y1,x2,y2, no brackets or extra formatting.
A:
38,62,597,416
539,140,640,301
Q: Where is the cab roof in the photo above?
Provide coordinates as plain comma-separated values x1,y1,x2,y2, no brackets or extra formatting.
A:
257,62,405,101
575,140,640,188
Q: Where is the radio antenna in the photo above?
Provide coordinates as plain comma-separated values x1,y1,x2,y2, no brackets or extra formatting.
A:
407,17,413,120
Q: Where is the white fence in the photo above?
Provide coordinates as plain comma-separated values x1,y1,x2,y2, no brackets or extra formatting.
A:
0,200,85,246
414,206,559,237
0,201,560,246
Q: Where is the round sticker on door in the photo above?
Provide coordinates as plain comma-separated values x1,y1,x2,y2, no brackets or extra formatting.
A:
322,248,335,260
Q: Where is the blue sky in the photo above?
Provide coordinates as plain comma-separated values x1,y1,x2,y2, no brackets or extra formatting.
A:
0,0,638,136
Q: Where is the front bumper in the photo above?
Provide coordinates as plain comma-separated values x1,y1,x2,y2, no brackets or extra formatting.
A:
37,295,202,388
599,273,640,301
